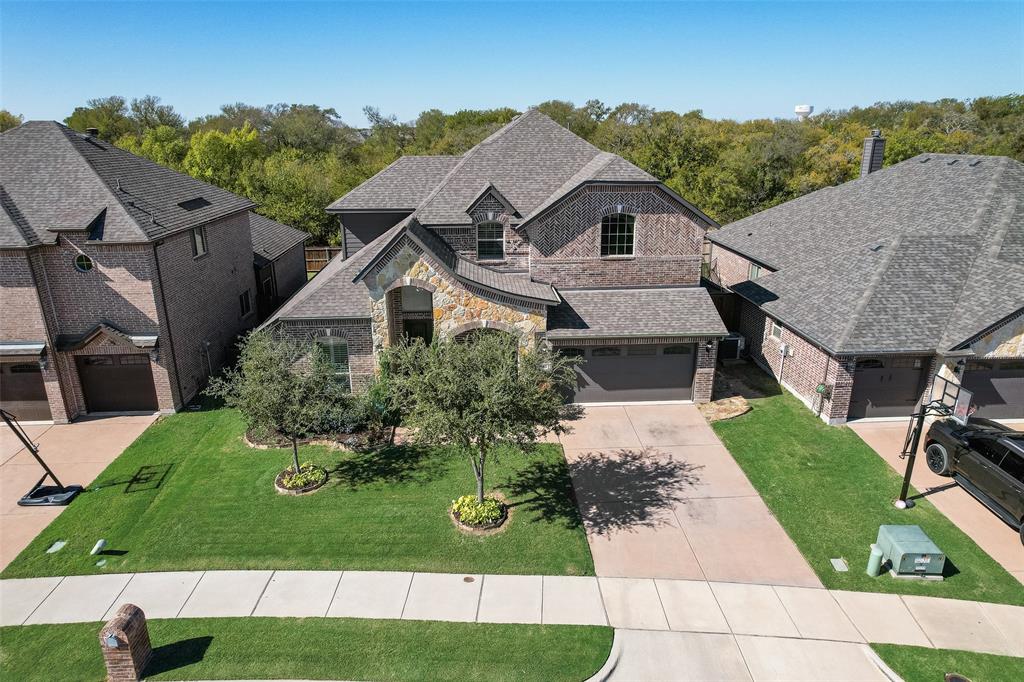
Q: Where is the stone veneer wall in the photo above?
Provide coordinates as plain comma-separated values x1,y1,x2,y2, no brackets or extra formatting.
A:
527,185,706,288
365,241,545,353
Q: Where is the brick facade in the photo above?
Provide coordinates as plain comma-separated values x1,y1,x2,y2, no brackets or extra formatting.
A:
99,603,153,682
738,299,855,422
1,211,258,422
275,317,375,392
526,185,706,288
709,242,773,289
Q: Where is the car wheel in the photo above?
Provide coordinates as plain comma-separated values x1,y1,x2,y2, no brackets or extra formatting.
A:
925,443,951,475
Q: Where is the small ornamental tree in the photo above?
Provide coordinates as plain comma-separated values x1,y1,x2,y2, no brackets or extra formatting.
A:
382,332,582,504
206,330,351,474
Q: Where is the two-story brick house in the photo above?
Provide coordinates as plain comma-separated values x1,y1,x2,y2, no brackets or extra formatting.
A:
707,132,1024,423
0,121,307,423
265,110,728,402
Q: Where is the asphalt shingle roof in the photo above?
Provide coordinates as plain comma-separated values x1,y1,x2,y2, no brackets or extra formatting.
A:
0,121,255,247
327,156,461,211
711,153,1024,354
546,287,728,339
249,212,309,264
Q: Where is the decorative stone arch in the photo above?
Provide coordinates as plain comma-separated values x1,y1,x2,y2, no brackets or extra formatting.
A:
382,276,437,295
449,319,522,342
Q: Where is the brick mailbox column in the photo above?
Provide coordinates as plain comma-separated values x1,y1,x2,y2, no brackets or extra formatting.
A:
99,603,153,682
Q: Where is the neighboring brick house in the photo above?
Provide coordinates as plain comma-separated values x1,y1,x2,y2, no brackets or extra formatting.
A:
266,110,727,403
707,131,1024,423
249,213,309,319
0,121,307,423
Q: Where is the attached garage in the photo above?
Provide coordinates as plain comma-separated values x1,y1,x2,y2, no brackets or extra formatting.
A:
0,359,52,421
75,354,158,413
962,359,1024,419
561,343,697,403
848,356,929,420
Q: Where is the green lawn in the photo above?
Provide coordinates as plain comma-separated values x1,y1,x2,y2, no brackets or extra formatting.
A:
871,644,1024,682
0,619,612,682
712,391,1024,606
2,406,592,578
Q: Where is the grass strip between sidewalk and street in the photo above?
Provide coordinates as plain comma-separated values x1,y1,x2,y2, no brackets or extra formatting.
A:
2,405,593,579
712,391,1024,606
871,644,1024,682
0,618,613,682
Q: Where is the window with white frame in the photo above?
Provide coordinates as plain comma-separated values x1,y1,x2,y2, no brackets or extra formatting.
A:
748,262,763,280
770,319,783,340
600,213,635,257
476,221,504,261
192,226,208,258
317,337,351,391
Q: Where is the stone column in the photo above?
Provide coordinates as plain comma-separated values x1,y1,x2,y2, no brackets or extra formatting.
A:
99,603,153,682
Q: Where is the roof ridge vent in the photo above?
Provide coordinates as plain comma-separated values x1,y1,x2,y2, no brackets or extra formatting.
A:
968,160,982,167
947,159,958,165
920,157,931,163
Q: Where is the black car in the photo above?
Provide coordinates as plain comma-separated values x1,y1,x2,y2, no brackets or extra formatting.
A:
925,418,1024,545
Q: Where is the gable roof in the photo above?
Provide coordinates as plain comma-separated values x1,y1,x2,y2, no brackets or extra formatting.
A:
0,121,255,247
249,212,309,265
327,155,461,212
712,154,1024,354
325,110,672,227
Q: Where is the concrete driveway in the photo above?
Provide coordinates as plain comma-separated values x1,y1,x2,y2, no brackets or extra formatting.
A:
0,415,157,570
557,404,821,588
850,421,1024,585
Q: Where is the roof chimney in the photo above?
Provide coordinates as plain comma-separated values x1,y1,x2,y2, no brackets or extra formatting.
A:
860,130,885,177
85,127,99,138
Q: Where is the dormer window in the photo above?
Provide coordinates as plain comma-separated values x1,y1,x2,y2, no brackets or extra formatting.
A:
477,221,504,261
600,213,635,257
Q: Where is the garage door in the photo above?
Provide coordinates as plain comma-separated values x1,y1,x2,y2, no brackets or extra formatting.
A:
75,354,158,413
848,356,928,420
963,359,1024,419
0,360,52,421
561,343,697,403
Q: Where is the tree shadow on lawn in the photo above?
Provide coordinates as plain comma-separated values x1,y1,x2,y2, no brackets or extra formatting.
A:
505,447,704,535
326,444,447,489
143,636,213,677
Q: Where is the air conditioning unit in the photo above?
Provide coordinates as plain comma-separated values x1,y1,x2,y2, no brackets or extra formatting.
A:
718,332,746,360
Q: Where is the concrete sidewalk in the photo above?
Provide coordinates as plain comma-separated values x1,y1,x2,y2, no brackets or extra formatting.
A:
3,570,1022,659
558,404,821,587
0,414,157,569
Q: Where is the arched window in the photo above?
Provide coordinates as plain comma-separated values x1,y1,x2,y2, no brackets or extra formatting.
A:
476,221,504,261
316,337,351,392
600,213,635,257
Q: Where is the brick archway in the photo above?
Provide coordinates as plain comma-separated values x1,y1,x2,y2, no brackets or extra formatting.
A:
382,276,437,295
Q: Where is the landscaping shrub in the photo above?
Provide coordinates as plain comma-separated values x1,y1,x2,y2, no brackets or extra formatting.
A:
279,462,327,490
452,494,505,526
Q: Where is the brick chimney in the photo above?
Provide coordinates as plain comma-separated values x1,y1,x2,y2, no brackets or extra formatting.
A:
860,130,885,177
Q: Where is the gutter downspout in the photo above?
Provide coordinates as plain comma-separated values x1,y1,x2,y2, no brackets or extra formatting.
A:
152,240,185,409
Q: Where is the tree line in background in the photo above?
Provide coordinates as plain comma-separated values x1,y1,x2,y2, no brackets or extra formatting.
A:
1,94,1021,244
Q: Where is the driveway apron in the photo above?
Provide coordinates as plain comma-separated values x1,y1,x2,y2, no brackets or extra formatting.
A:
559,405,821,587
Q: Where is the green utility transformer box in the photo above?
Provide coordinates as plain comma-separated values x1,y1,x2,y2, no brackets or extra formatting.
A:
876,525,946,578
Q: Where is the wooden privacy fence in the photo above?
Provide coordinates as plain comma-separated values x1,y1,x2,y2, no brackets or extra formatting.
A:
305,246,343,274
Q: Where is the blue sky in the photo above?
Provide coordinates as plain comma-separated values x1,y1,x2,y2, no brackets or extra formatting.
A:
2,1,1022,126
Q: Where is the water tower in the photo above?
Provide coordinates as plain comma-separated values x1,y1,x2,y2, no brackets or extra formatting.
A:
795,104,814,121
